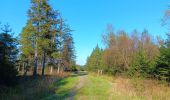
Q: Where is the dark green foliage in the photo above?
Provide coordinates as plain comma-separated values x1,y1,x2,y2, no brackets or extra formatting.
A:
128,50,150,78
0,24,18,86
0,61,18,86
104,67,120,76
155,35,170,82
86,45,104,72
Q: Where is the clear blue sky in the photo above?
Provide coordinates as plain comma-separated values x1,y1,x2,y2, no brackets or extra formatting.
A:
0,0,169,65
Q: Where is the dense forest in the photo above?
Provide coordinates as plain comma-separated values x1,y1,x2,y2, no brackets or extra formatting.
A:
0,0,170,100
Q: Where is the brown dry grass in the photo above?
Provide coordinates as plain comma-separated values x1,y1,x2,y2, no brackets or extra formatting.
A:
110,77,170,100
78,72,170,100
0,69,71,100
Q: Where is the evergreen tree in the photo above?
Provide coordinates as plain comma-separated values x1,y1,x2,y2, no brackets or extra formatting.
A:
128,49,150,77
19,21,35,76
20,0,62,78
0,24,18,86
86,45,104,72
155,34,170,82
62,24,76,70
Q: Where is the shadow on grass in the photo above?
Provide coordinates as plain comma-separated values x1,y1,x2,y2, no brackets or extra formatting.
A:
42,71,88,100
71,71,88,77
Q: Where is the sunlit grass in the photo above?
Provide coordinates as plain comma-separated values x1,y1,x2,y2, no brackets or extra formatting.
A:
75,73,170,100
43,74,79,100
54,76,78,97
75,75,112,100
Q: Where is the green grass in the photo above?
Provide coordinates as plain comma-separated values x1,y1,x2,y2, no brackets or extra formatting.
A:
75,75,112,100
54,76,78,97
75,73,170,100
1,72,170,100
43,74,79,100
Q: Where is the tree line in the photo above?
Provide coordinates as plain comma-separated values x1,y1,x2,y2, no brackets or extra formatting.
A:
0,0,75,86
86,12,170,82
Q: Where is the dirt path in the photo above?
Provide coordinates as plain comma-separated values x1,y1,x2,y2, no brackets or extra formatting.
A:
66,73,87,100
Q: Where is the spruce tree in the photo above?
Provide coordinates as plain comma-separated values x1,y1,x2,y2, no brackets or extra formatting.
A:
155,34,170,82
86,45,104,72
0,24,18,86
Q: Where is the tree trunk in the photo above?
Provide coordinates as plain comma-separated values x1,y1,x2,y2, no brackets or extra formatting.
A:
98,69,100,76
100,70,103,75
57,66,60,74
33,44,38,79
17,65,20,72
57,62,60,74
50,66,53,74
21,63,25,75
23,62,28,80
24,65,28,78
23,62,25,75
42,52,46,79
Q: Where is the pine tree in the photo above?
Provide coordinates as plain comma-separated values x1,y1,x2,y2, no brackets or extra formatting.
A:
20,0,62,78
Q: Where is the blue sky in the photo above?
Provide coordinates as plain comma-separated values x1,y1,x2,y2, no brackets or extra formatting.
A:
0,0,169,65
